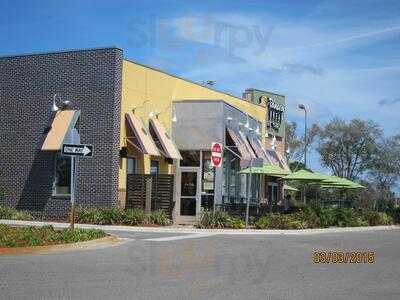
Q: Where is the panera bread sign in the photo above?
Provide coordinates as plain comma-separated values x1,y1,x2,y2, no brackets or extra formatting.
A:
260,95,285,132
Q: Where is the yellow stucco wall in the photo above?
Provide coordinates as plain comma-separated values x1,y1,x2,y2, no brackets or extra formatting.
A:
119,59,267,190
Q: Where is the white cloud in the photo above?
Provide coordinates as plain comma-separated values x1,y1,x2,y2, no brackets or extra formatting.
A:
162,12,400,137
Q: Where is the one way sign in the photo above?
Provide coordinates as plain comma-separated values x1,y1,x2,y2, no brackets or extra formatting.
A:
62,144,93,158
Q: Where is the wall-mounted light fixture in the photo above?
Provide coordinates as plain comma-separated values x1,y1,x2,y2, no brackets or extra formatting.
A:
133,99,150,114
52,94,60,112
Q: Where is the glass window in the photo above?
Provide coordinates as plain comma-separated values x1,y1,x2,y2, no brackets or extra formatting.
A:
180,151,200,167
150,160,159,175
202,152,215,194
53,154,71,196
127,158,136,175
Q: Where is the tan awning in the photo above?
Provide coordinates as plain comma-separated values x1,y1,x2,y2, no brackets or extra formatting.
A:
41,110,80,151
125,112,160,156
248,137,268,160
149,117,182,160
226,128,252,161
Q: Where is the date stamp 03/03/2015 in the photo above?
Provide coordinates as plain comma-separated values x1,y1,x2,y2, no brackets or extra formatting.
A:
313,251,375,264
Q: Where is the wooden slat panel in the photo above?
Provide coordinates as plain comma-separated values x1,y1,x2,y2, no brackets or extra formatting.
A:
126,174,174,218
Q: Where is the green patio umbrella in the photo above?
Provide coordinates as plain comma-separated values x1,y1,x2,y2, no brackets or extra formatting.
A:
239,164,290,177
282,169,325,182
238,166,265,174
262,164,291,177
282,169,325,206
284,184,299,192
329,176,365,189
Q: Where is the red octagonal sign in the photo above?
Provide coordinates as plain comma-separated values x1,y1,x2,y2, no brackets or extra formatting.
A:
211,142,223,167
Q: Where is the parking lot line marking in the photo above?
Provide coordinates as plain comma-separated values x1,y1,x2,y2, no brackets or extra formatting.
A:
143,233,217,242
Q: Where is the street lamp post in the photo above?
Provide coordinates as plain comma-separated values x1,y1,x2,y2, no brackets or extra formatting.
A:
298,104,307,205
298,104,307,168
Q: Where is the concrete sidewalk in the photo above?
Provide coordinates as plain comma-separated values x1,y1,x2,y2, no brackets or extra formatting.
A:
1,219,399,235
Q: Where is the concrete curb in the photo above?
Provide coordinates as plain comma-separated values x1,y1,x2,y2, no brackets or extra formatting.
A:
1,219,399,235
0,235,124,256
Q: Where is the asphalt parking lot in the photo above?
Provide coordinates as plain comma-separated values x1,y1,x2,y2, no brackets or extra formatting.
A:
1,229,399,300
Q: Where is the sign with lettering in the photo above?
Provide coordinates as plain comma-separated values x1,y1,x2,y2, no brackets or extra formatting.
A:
211,142,223,167
62,144,93,158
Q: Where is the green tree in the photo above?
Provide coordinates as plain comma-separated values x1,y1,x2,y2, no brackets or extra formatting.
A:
368,135,400,210
315,118,381,180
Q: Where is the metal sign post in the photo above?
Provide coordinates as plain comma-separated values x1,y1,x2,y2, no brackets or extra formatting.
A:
62,143,94,230
70,156,76,230
245,159,252,228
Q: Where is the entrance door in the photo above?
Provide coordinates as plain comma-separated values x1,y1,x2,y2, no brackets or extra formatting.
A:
179,167,201,222
267,182,278,211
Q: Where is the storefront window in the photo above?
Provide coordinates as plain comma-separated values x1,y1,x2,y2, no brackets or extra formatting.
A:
180,151,200,167
222,150,240,203
53,154,71,196
202,152,214,193
150,160,159,175
127,158,137,174
201,152,215,210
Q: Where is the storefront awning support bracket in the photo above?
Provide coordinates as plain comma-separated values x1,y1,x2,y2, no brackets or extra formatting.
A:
125,137,144,153
224,145,242,160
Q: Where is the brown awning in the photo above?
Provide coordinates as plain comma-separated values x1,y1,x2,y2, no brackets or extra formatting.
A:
41,110,80,151
276,151,291,171
226,128,252,161
248,137,268,160
149,117,182,160
238,131,257,159
265,149,290,170
125,112,160,156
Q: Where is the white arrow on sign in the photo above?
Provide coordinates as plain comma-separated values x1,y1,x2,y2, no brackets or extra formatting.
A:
83,146,91,156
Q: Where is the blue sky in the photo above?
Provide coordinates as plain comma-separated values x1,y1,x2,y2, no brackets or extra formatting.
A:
1,0,400,174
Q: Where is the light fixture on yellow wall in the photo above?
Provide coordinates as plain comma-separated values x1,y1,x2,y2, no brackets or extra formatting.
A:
133,99,150,114
151,103,178,122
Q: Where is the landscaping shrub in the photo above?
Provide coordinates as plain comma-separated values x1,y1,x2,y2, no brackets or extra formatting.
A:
308,207,336,228
0,224,106,248
75,207,173,226
195,209,245,229
254,214,307,229
362,211,393,226
0,206,33,221
388,207,400,224
147,210,171,226
254,207,395,230
122,208,147,226
335,208,360,227
95,208,124,225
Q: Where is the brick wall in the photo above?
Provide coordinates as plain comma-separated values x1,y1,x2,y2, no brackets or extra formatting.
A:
0,48,123,219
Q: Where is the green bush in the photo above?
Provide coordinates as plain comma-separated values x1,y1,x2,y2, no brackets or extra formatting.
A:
75,207,97,224
0,206,33,221
147,210,171,226
379,212,394,225
388,208,400,224
254,214,307,229
122,208,147,226
335,208,359,227
95,208,124,225
195,209,245,229
309,207,336,228
0,225,106,248
75,207,172,226
254,207,395,230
